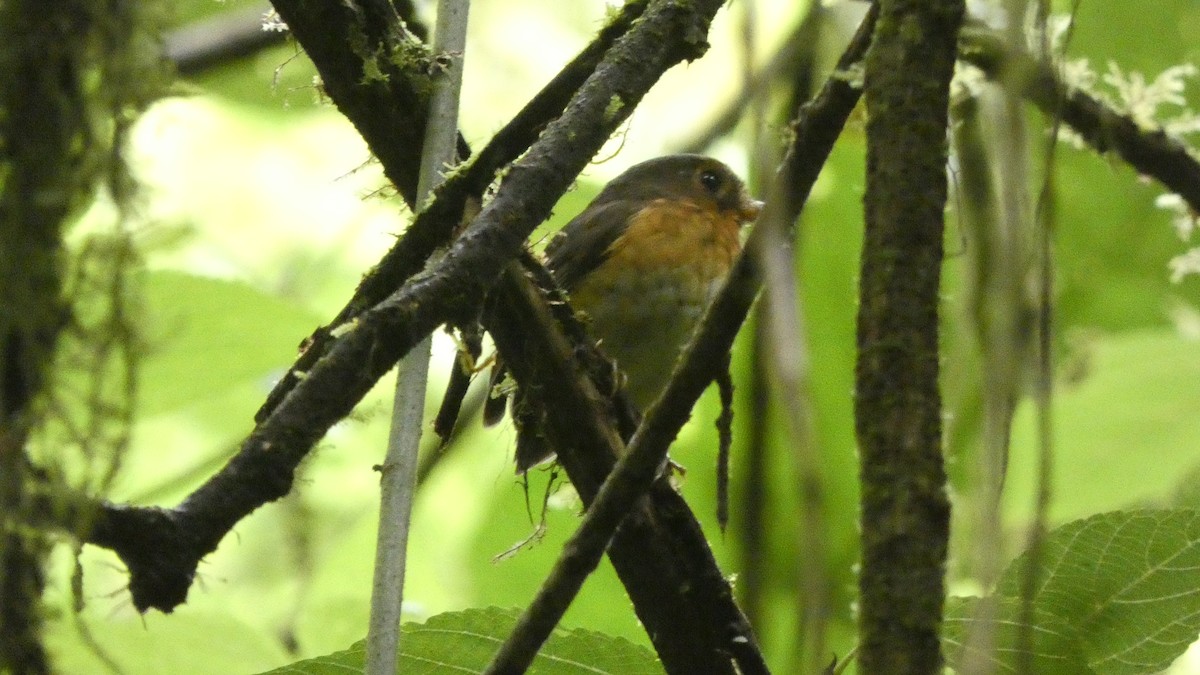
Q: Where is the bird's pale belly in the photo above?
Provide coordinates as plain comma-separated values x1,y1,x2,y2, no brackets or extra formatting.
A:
570,266,726,410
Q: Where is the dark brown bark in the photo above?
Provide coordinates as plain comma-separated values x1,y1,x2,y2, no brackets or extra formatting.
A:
855,0,962,672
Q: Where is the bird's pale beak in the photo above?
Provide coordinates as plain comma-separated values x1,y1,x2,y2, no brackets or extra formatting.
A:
740,198,765,223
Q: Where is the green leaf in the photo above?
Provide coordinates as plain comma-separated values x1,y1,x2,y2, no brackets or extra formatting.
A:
1005,331,1200,523
139,270,320,415
993,510,1200,674
943,596,1093,675
260,606,663,674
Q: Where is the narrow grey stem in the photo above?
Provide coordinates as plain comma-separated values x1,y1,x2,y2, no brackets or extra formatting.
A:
961,1,1033,670
367,336,431,675
365,1,469,673
755,207,828,673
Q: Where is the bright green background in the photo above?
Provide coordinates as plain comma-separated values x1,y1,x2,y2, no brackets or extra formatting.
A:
38,0,1200,673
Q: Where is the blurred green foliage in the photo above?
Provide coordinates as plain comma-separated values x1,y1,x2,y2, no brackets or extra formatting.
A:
38,0,1200,673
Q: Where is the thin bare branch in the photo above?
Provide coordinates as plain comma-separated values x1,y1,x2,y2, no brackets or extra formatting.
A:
367,0,469,671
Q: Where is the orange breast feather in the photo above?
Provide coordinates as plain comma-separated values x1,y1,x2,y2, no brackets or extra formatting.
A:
601,198,741,278
564,198,743,408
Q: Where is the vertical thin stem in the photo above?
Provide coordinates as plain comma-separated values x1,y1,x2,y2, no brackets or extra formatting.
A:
961,2,1032,669
755,199,828,672
739,311,770,629
365,1,469,673
1018,0,1071,666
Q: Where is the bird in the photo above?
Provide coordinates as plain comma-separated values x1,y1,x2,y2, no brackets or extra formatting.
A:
475,154,763,471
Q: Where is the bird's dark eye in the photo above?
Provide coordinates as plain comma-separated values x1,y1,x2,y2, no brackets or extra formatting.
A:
698,169,721,194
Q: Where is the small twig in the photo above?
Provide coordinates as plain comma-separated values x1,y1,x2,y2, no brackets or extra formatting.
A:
958,2,1034,665
755,163,828,670
1017,0,1075,666
679,5,821,154
715,363,733,531
432,324,481,444
739,308,771,629
949,90,1009,673
482,251,762,671
165,2,287,75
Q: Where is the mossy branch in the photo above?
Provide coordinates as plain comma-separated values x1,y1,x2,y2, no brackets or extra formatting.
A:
855,0,962,672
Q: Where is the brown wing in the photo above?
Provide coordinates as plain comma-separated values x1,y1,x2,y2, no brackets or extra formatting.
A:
545,199,644,291
477,199,638,434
